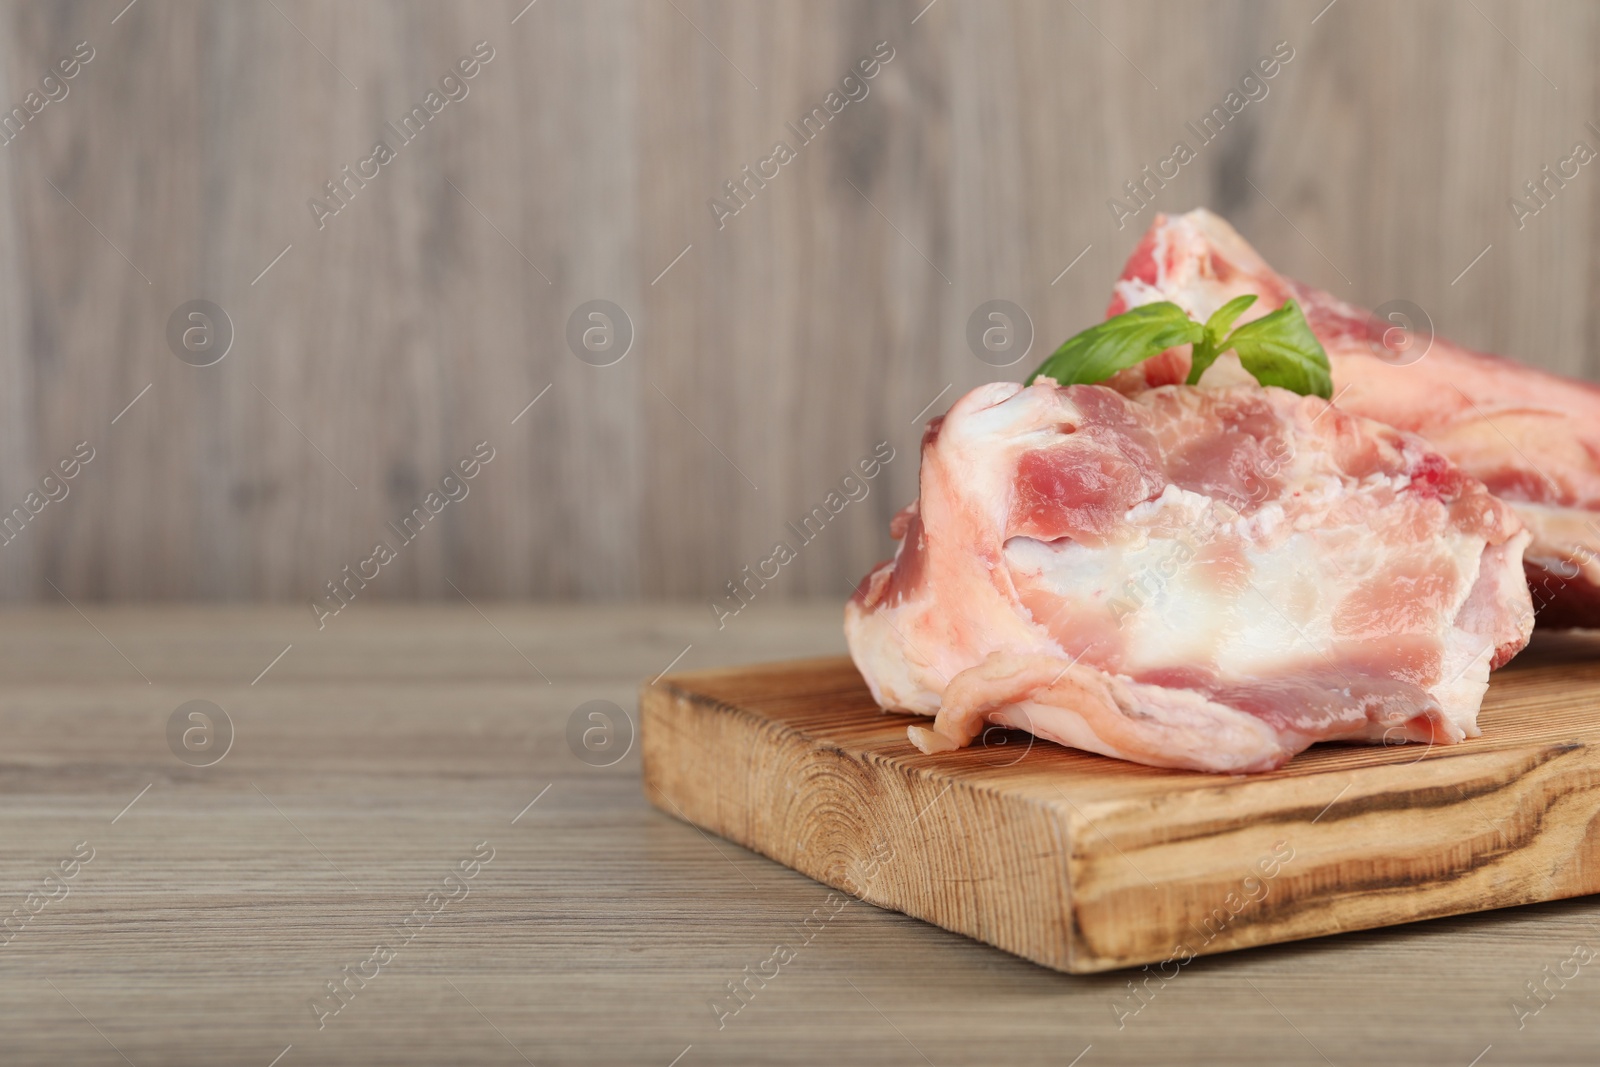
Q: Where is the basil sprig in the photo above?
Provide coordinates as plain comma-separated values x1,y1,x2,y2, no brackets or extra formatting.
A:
1025,296,1333,399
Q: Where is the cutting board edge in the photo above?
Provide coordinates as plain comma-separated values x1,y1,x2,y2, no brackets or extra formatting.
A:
640,663,1600,974
640,676,1091,972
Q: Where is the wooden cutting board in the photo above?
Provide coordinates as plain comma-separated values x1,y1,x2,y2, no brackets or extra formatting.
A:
640,633,1600,974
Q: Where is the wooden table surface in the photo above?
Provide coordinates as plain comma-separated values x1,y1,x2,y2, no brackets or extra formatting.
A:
2,603,1596,1067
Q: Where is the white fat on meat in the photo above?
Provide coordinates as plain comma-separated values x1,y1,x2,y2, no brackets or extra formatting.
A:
845,380,1533,773
1108,207,1600,628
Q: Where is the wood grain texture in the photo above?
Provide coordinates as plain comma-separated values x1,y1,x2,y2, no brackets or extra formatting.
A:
0,1,1595,601
1,602,1599,1065
643,641,1600,974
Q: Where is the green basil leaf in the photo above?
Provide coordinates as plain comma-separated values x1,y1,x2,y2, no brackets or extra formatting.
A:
1025,301,1204,387
1186,294,1258,385
1027,294,1332,401
1221,299,1333,399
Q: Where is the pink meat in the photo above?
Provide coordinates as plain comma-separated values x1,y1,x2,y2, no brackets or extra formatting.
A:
844,381,1533,773
1108,209,1600,627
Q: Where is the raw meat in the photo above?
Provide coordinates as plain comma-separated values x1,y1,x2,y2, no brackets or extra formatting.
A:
1108,209,1600,628
845,380,1533,773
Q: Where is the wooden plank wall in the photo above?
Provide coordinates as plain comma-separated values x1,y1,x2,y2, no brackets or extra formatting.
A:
0,0,1593,604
